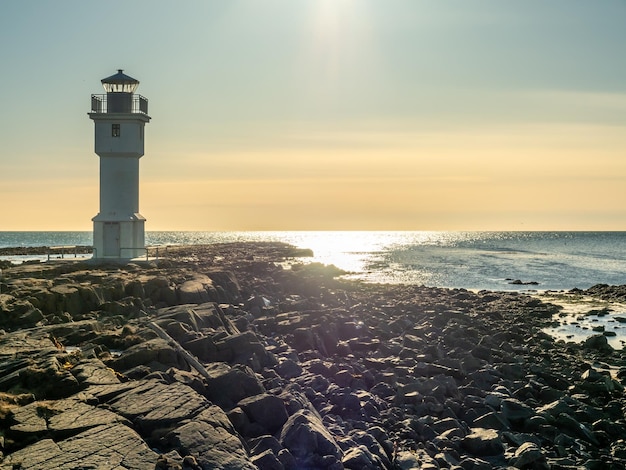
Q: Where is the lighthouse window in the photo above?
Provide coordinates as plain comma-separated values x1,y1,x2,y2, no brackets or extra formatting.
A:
112,124,121,137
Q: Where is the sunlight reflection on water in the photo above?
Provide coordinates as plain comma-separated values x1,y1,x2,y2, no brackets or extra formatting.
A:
540,294,626,350
3,231,626,291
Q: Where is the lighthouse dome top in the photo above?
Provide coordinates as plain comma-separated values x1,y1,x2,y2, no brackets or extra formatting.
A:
101,69,139,93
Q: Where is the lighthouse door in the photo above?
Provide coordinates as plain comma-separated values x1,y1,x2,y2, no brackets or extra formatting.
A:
103,222,121,257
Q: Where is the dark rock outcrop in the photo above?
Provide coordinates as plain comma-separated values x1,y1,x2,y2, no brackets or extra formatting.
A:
2,243,626,469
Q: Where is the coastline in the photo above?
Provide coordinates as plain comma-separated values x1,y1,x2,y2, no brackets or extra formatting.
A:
1,242,625,469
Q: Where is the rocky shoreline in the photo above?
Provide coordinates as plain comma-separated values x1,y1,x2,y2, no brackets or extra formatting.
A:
1,242,625,469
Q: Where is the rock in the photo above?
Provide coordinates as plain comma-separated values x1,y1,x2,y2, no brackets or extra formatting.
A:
109,337,185,372
342,445,384,469
579,368,616,395
143,276,174,304
511,442,545,467
183,335,218,362
277,448,297,470
20,356,81,399
177,274,220,304
1,423,158,469
204,363,265,408
276,358,303,379
348,429,392,469
249,435,284,456
9,399,129,437
5,244,626,469
251,449,284,470
215,330,271,368
501,398,534,422
582,334,614,352
402,333,425,350
472,411,509,431
395,449,440,469
106,379,210,435
206,271,241,303
461,428,504,456
164,406,256,470
238,393,289,435
279,409,343,464
71,358,121,386
554,413,599,445
50,284,86,316
334,369,355,387
430,416,465,435
0,294,44,329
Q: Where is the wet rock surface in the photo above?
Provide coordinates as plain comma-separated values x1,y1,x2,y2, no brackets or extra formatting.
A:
0,242,626,469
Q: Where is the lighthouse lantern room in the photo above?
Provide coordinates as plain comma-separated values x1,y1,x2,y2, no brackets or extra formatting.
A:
89,70,151,260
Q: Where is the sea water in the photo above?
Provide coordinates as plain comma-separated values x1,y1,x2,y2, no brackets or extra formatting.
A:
2,231,626,347
1,231,625,291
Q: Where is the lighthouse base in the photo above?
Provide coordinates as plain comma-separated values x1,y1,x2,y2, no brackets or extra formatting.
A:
92,214,146,260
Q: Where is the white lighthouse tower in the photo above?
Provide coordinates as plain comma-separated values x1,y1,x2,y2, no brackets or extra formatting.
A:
88,70,151,260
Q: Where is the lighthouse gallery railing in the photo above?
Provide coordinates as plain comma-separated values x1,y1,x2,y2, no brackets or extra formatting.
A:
90,94,149,114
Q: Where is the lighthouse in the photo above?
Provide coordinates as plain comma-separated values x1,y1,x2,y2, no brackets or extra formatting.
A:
88,70,151,260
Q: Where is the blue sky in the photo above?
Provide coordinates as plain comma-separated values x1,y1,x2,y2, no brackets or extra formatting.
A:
1,1,625,230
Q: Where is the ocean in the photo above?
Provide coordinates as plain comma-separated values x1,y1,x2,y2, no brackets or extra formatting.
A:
1,231,625,292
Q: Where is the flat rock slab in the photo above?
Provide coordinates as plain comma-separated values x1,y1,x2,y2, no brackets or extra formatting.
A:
0,330,57,359
83,381,141,402
106,379,210,434
10,399,129,437
0,423,158,470
72,358,121,386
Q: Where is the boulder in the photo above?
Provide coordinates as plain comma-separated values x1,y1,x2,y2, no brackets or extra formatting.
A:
0,294,44,329
207,271,242,303
238,393,289,435
461,428,504,456
184,335,218,362
276,358,303,379
511,442,546,468
279,409,343,464
249,435,284,456
395,449,440,470
50,284,84,316
109,337,185,372
583,334,614,353
204,363,265,408
215,330,271,367
157,303,239,334
554,413,599,445
348,429,392,469
501,398,534,422
579,368,617,395
164,406,256,470
342,445,384,469
251,449,284,470
177,274,220,304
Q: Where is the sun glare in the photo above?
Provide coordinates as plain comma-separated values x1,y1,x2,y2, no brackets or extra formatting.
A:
305,0,369,81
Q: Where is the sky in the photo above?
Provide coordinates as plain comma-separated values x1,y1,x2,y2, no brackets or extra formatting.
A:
1,0,625,231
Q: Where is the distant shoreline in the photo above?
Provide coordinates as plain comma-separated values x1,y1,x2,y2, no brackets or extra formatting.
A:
0,245,93,256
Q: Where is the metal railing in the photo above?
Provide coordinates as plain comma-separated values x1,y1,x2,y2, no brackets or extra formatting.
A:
46,245,92,261
90,94,149,114
119,245,168,261
71,245,168,261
